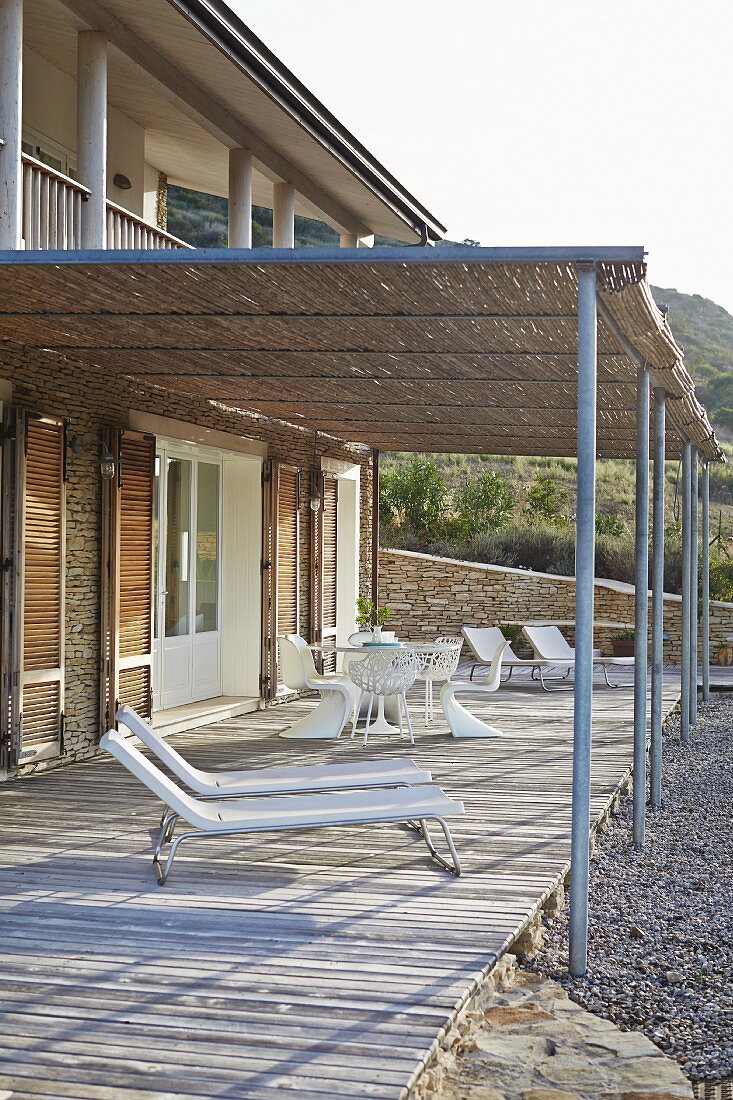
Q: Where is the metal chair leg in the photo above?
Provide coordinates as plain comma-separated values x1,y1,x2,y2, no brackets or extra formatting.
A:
419,817,461,876
351,689,363,738
403,693,415,745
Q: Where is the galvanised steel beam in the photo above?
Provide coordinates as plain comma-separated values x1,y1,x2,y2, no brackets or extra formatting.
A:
650,388,666,808
633,364,650,848
702,462,711,703
680,441,692,745
569,264,597,978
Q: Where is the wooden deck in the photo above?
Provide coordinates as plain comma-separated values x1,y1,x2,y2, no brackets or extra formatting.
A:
0,673,680,1100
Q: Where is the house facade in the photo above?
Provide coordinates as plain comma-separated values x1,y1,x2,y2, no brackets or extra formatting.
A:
0,0,445,775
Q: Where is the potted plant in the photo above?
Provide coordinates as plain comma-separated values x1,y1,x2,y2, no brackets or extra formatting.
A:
502,622,531,659
612,628,635,658
356,597,392,642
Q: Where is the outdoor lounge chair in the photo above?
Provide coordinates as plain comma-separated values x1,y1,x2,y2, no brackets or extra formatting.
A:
100,728,464,883
117,703,433,797
523,624,634,690
462,625,532,682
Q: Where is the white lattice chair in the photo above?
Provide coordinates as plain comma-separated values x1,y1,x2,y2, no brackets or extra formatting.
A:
349,649,419,745
416,637,462,723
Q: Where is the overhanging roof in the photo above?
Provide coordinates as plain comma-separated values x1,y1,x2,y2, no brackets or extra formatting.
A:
26,0,445,242
0,246,721,462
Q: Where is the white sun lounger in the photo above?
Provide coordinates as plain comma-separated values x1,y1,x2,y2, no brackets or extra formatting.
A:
101,728,464,883
523,625,634,690
117,705,433,797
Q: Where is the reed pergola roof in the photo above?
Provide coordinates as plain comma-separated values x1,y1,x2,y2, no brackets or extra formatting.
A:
0,247,721,461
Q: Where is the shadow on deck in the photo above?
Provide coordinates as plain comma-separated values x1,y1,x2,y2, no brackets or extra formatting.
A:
0,673,681,1099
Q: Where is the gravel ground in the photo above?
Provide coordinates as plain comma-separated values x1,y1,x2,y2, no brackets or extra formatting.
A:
528,693,733,1084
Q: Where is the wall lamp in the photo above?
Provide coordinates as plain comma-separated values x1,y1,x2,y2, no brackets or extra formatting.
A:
113,173,132,190
69,435,116,481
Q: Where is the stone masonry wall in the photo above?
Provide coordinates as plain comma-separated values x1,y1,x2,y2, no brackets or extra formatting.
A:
1,339,374,772
378,548,733,665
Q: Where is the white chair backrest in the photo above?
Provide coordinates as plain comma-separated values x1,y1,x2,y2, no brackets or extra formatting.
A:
422,637,462,680
100,729,219,829
523,625,574,661
462,625,517,662
349,650,419,695
278,635,318,689
116,704,211,790
482,640,510,690
348,631,372,646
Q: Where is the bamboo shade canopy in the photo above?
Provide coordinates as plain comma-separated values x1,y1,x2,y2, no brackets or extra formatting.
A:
0,246,721,461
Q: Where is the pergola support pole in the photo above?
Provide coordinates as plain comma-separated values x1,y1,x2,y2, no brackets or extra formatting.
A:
632,365,650,848
371,448,380,607
569,264,597,978
702,462,710,702
690,450,699,725
680,441,692,745
650,388,666,808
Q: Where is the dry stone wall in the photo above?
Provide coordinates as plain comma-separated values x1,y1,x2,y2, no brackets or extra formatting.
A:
378,548,733,664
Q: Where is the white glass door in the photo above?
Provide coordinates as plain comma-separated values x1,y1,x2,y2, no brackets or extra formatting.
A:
154,444,222,711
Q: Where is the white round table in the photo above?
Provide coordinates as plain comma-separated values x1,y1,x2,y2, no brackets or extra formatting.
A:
315,643,455,738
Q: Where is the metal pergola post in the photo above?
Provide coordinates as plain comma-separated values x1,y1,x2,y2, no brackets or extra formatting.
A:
371,448,380,607
650,388,666,808
569,263,597,978
701,462,710,702
633,365,650,848
680,441,692,745
690,450,699,726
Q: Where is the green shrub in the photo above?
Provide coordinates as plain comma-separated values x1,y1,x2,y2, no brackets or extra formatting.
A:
710,559,733,602
595,512,625,537
453,471,515,536
523,473,569,527
379,457,447,540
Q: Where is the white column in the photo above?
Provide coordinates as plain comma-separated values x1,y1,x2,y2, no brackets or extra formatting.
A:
339,232,374,248
272,181,295,248
0,0,23,249
228,148,252,248
77,30,107,249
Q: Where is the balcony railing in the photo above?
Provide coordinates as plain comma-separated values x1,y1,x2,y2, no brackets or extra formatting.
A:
22,153,89,249
106,199,193,250
21,154,192,251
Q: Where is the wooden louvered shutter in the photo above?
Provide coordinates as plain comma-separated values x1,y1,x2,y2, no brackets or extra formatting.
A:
101,429,154,730
320,476,338,672
275,465,300,688
7,413,66,766
260,461,275,703
0,407,13,769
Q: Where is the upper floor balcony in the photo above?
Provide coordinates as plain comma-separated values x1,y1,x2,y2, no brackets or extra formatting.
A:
21,153,191,251
0,0,444,254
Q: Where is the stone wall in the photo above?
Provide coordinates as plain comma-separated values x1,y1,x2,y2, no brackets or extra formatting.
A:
378,548,733,664
0,339,373,772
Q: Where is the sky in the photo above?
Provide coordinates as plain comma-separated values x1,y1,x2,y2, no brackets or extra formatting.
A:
231,0,733,312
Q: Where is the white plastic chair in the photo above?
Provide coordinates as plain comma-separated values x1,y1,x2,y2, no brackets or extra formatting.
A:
441,641,509,738
277,635,359,739
416,637,462,723
350,649,419,745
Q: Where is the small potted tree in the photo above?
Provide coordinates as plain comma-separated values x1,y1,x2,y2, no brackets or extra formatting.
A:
356,597,392,642
612,628,635,658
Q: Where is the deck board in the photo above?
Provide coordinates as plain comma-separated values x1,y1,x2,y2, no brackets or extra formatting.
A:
0,672,680,1099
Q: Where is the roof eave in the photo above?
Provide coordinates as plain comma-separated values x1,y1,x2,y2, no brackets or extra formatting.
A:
169,0,447,242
